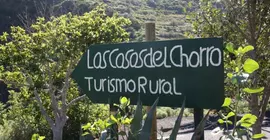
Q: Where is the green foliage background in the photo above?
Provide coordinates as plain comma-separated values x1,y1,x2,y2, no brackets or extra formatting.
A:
0,0,269,139
0,5,130,140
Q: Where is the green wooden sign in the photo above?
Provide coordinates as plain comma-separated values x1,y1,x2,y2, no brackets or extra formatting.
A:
71,38,224,109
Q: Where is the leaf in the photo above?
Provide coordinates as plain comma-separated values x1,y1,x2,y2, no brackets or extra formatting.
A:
226,42,235,54
237,47,243,54
243,87,264,94
227,73,233,78
241,45,254,54
26,76,34,87
241,122,253,128
105,121,113,128
235,67,239,73
236,129,247,138
243,59,259,74
127,98,130,106
252,133,265,139
240,114,257,123
231,77,238,84
113,104,120,108
238,45,254,55
222,98,231,107
183,7,187,13
81,123,91,130
239,114,257,128
130,94,143,138
191,110,210,140
188,1,192,7
123,118,132,125
31,134,45,140
226,112,235,119
120,97,128,105
82,132,90,136
31,134,39,140
110,115,118,124
226,120,233,125
38,136,45,140
218,119,224,124
139,98,159,140
169,97,186,140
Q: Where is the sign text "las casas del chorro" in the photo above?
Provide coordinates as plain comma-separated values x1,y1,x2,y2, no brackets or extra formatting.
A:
71,38,224,109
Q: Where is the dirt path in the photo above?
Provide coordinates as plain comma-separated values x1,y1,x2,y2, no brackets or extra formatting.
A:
156,116,270,140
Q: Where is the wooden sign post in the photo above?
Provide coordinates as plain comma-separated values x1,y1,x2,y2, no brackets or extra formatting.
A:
194,108,204,140
145,22,157,140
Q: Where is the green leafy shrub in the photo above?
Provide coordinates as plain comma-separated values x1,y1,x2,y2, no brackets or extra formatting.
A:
215,44,265,139
81,96,211,140
31,133,45,140
81,96,191,140
0,119,14,140
156,109,167,119
0,4,130,140
156,107,186,119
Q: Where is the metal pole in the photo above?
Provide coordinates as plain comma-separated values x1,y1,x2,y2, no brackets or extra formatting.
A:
145,22,157,140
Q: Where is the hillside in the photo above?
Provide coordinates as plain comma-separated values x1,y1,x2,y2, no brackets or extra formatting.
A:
0,0,199,41
79,0,199,41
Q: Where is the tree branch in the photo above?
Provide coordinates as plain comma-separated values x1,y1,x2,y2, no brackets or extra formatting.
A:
34,88,54,127
46,63,60,119
247,0,257,47
59,60,76,119
225,5,251,43
259,85,270,123
256,4,269,40
61,60,74,111
201,11,219,37
67,94,87,108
